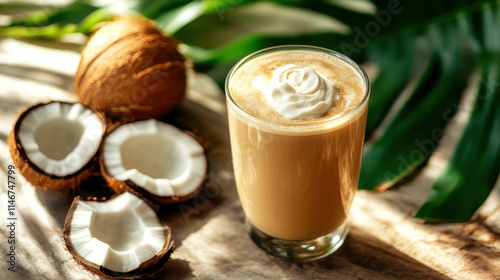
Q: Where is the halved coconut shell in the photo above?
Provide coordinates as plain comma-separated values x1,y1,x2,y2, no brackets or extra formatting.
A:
100,119,207,205
63,191,174,279
8,101,106,190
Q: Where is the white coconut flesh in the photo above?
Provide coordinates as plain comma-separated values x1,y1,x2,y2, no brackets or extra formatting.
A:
69,192,166,272
103,119,206,197
18,102,103,177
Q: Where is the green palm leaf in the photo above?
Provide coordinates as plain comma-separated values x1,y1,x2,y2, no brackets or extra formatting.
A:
0,1,110,38
364,31,417,136
415,54,500,222
414,2,500,221
360,16,477,191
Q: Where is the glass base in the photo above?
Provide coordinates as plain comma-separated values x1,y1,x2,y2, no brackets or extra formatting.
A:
247,219,349,262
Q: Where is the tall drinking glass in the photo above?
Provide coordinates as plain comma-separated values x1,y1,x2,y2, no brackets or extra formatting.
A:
225,45,370,261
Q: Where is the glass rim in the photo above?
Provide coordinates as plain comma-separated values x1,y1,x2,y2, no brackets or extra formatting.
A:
224,45,370,128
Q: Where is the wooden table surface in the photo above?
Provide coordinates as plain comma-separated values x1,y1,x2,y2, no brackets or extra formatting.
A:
0,37,499,280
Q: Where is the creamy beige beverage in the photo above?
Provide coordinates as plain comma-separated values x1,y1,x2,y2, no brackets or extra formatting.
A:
226,47,369,242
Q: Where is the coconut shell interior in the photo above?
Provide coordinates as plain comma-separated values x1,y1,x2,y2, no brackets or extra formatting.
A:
99,120,208,206
62,193,175,280
8,101,106,191
102,171,208,206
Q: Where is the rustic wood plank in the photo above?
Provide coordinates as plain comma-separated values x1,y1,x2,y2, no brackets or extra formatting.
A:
0,37,499,280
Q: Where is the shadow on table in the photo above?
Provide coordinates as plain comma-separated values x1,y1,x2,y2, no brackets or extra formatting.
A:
159,259,195,279
321,227,453,279
34,175,116,228
0,63,74,91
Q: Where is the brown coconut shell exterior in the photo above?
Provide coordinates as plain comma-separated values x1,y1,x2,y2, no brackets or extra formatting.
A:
8,101,106,191
99,121,208,206
75,17,186,122
62,192,174,279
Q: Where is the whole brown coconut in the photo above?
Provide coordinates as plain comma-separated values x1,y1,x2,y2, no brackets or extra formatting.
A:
75,17,186,122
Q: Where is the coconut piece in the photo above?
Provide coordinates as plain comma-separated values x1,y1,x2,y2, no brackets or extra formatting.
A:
63,191,174,279
8,101,106,190
100,119,207,205
75,17,186,122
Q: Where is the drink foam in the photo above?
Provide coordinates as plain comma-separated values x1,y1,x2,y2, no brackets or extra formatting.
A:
229,50,366,124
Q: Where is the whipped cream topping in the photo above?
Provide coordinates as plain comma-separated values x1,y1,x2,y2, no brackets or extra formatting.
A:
253,64,338,119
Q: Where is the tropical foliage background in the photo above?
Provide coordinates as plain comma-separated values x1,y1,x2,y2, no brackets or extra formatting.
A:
1,0,499,222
